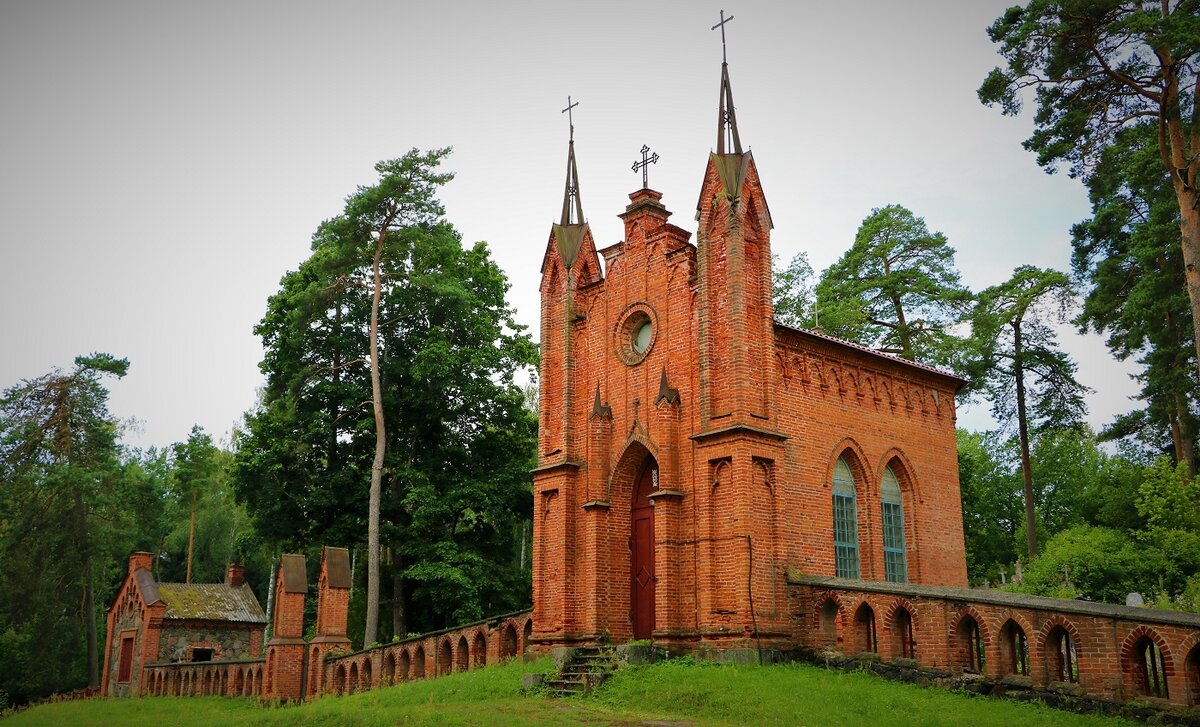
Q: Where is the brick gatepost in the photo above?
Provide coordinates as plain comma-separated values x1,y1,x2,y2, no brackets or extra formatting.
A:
264,553,306,700
308,546,352,698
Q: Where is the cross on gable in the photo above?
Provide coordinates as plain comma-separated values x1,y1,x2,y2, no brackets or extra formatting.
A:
712,10,734,63
631,144,659,189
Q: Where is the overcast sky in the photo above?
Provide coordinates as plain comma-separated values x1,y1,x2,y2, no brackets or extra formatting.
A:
0,0,1138,450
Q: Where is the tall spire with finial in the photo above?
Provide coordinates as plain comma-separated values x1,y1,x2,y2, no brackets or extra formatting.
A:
560,96,584,226
712,10,742,155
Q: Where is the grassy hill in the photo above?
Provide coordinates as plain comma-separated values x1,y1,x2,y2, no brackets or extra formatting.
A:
6,657,1140,726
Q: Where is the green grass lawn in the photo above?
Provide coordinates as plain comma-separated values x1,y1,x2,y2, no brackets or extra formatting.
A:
6,657,1141,726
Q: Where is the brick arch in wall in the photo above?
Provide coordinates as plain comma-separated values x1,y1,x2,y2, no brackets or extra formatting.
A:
993,610,1036,677
609,439,658,500
437,638,453,676
1121,625,1174,698
875,449,922,582
413,645,426,679
456,635,470,672
824,440,874,579
950,606,991,672
1175,631,1200,705
850,598,880,654
473,630,487,667
361,656,372,691
382,650,396,685
813,592,845,648
522,618,533,653
1037,614,1083,685
398,647,411,682
500,623,519,660
882,597,918,660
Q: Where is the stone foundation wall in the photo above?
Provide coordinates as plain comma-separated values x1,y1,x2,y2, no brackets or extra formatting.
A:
156,621,264,662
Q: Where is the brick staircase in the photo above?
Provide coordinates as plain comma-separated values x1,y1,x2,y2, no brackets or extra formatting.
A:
544,646,617,696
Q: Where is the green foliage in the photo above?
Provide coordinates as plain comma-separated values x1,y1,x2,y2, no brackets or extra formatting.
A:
0,355,148,702
1012,525,1168,604
813,205,970,367
772,251,816,329
1135,457,1200,531
965,266,1088,431
978,0,1198,181
1071,123,1198,463
237,149,537,640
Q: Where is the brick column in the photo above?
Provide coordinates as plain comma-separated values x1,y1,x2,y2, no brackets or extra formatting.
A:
264,553,306,701
308,547,352,699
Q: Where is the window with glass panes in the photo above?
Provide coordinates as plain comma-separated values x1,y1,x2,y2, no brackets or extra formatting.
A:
881,466,908,583
832,457,859,579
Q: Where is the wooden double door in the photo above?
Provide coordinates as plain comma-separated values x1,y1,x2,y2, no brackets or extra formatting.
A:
631,461,657,640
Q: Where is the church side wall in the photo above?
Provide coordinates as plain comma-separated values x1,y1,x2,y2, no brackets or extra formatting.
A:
773,329,967,588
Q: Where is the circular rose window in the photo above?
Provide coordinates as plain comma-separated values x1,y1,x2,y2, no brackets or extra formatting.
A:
616,304,657,365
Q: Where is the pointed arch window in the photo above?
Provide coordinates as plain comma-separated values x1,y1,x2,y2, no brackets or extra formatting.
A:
832,457,859,579
881,466,908,583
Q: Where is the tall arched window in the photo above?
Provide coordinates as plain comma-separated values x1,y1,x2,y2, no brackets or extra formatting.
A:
832,457,860,579
880,466,908,583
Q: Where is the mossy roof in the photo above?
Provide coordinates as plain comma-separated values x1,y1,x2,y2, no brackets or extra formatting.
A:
155,582,267,624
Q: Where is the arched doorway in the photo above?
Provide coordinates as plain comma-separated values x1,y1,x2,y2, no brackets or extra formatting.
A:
631,458,657,640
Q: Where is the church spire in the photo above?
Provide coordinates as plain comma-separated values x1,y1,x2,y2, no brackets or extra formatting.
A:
712,10,743,156
560,96,584,226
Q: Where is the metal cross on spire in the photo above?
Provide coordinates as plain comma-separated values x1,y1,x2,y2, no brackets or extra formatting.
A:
562,95,579,142
712,10,743,155
632,145,659,189
559,96,585,226
712,10,734,64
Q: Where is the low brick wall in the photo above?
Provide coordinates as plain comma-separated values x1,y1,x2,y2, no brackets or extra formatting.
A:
141,658,266,697
790,574,1200,708
320,610,533,696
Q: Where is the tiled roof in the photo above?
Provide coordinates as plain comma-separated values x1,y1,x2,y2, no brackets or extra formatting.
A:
156,582,268,624
774,321,964,385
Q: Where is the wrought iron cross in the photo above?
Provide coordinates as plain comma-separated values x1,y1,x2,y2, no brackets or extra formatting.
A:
712,10,734,63
562,95,579,141
632,145,659,189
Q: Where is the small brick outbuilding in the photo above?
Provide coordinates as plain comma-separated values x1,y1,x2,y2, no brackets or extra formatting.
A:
101,552,267,697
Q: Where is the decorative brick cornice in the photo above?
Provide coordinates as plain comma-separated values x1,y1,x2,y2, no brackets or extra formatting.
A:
690,423,788,443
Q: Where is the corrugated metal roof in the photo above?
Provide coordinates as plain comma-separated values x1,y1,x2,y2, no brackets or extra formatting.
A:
156,582,268,624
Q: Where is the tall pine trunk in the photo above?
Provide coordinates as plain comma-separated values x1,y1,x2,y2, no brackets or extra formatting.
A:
392,552,406,639
74,488,98,687
1012,319,1038,558
84,560,97,688
186,494,196,583
364,231,387,646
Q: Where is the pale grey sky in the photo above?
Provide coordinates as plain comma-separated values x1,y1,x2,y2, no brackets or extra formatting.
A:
0,0,1137,450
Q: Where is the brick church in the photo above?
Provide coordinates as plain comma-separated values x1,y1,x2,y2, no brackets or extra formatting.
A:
531,48,966,651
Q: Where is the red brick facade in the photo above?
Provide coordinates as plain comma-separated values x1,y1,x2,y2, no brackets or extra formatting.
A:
263,553,307,701
101,553,266,698
792,575,1200,707
532,67,966,651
